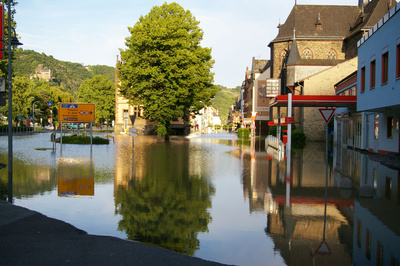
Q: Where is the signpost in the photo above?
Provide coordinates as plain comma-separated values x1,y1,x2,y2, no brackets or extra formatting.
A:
58,103,96,156
317,107,335,256
58,103,95,123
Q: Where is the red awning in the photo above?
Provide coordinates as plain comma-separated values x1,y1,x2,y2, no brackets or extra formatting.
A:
269,95,357,108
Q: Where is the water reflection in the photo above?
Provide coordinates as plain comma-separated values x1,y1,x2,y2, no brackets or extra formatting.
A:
0,133,399,265
58,157,94,197
113,135,215,255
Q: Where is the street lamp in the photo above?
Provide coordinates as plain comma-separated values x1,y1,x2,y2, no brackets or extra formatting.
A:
32,101,37,130
7,0,23,203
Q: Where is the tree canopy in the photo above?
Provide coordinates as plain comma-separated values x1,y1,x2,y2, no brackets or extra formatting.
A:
118,2,217,137
77,75,115,123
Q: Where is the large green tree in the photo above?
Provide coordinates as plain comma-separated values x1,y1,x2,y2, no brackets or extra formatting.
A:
77,75,115,124
118,2,216,137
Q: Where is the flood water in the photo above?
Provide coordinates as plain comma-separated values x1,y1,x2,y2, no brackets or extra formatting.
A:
0,132,399,266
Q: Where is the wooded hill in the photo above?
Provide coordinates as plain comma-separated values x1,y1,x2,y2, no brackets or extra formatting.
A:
13,49,115,94
211,85,240,124
13,49,239,124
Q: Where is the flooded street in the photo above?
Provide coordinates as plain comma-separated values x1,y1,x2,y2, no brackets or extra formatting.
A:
0,132,399,266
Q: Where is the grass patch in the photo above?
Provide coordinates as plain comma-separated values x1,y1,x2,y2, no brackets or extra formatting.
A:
58,135,109,145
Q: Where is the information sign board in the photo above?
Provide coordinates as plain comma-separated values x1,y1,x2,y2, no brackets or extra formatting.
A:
58,103,95,123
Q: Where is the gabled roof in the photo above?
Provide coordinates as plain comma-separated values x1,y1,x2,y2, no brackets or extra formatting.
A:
270,5,360,44
346,0,397,39
270,0,397,45
252,58,270,73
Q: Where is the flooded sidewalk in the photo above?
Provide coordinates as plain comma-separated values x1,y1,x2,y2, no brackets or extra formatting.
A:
0,200,226,265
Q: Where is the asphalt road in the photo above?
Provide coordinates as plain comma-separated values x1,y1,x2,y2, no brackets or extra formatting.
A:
0,201,228,266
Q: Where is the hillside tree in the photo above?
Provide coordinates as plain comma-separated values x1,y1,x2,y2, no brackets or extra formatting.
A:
77,75,115,124
118,2,216,138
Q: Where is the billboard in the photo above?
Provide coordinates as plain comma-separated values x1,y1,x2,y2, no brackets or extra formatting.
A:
266,79,280,97
58,103,95,123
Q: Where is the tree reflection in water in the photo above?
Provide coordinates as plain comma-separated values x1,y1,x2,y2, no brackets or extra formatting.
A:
115,141,215,255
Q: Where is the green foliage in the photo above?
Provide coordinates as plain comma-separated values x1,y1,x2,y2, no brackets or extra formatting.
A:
115,142,214,255
268,125,306,150
292,129,306,150
77,75,115,123
13,49,115,95
211,85,240,123
118,2,216,137
237,127,250,138
58,135,109,145
9,77,34,121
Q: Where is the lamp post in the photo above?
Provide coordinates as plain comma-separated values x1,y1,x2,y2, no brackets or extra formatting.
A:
7,0,23,203
32,101,36,130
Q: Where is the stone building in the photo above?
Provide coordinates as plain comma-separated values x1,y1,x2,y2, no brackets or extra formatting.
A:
266,0,396,141
30,64,52,82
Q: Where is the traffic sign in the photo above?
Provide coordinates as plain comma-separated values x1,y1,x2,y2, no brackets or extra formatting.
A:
129,133,138,137
58,103,95,123
318,108,335,124
315,240,332,255
129,128,137,133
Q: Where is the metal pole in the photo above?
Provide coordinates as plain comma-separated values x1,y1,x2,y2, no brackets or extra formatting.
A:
323,123,328,240
32,101,35,130
7,0,13,203
285,93,292,207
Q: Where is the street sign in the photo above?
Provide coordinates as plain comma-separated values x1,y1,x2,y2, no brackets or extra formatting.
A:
58,103,95,123
129,133,138,137
315,240,332,255
130,115,136,125
48,101,53,107
129,128,137,133
319,108,335,124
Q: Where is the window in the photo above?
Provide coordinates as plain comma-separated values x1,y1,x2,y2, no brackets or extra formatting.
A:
361,66,366,93
301,49,312,59
374,114,379,140
397,44,400,79
366,229,371,260
385,177,392,200
357,220,362,248
382,51,389,84
377,241,384,266
370,60,376,88
350,86,357,95
387,116,394,138
327,49,337,59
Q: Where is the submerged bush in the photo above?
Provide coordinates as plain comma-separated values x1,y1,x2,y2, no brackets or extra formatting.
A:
237,127,250,138
58,135,109,145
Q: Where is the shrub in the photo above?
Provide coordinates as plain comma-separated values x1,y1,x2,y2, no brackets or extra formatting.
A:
59,135,109,145
237,127,250,138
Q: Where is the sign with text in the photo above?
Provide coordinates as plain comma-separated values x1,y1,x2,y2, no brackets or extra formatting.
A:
58,103,95,123
266,78,280,97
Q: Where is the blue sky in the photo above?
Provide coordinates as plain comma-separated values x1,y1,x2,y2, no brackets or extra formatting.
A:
15,0,357,88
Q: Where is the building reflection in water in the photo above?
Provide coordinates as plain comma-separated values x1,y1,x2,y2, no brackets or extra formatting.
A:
234,138,400,265
113,135,215,256
57,157,94,197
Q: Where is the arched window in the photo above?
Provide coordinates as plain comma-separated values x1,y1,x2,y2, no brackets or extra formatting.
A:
280,49,288,68
301,48,313,59
327,49,337,59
